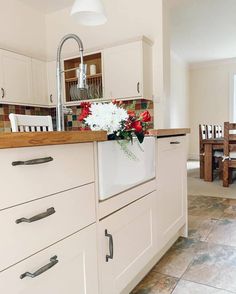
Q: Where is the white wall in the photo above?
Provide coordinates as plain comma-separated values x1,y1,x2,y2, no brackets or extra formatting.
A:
166,51,189,129
45,0,170,128
0,0,171,128
0,0,46,60
189,59,236,159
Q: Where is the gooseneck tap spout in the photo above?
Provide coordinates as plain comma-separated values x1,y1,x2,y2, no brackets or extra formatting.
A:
56,34,87,131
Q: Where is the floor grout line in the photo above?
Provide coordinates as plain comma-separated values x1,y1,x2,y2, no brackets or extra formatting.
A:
181,277,236,294
133,193,236,293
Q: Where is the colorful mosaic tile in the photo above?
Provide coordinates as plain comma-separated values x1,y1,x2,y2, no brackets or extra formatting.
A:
0,99,154,132
0,104,52,132
65,99,154,131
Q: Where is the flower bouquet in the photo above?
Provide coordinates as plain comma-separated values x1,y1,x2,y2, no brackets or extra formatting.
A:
79,100,151,143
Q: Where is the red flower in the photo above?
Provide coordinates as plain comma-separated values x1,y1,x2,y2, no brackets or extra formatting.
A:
79,102,91,121
131,120,143,133
112,99,123,107
80,102,91,108
140,111,151,122
127,110,136,118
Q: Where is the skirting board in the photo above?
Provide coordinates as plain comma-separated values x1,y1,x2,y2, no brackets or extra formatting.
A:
188,153,199,161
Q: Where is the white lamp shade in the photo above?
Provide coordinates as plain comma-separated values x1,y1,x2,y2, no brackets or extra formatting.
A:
71,0,107,26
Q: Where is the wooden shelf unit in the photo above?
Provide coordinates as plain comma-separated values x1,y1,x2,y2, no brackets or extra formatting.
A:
64,53,103,103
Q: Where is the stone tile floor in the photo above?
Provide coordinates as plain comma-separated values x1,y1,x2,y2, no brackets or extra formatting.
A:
131,195,236,294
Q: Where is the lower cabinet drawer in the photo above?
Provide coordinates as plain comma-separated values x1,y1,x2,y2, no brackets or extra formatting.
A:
0,183,96,272
0,224,99,294
0,143,95,210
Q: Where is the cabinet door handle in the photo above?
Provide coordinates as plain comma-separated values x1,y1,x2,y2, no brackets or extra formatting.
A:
16,207,56,224
137,82,140,94
12,156,53,166
20,256,58,279
1,88,5,99
170,141,181,145
105,229,114,262
50,94,53,103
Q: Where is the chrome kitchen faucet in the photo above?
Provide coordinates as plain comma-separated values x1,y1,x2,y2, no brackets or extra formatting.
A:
56,34,87,131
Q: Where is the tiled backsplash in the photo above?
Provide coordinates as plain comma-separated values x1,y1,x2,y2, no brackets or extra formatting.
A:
65,99,154,131
0,105,52,132
0,99,154,132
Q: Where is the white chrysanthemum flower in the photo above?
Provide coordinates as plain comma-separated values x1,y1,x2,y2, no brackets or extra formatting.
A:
84,102,129,135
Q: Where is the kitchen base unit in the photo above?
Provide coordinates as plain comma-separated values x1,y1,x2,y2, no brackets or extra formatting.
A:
98,191,158,294
0,225,99,294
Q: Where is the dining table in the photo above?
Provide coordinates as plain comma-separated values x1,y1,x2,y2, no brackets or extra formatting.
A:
202,138,224,182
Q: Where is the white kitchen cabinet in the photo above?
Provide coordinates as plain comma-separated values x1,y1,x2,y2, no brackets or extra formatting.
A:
0,50,32,105
99,191,158,294
156,136,188,248
47,60,57,106
0,224,99,294
31,59,48,106
0,183,96,271
103,38,153,100
0,143,95,209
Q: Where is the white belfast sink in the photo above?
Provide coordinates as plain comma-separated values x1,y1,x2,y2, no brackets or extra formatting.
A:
98,137,156,200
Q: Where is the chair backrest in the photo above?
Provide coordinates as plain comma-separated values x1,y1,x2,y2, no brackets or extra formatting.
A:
9,114,53,132
199,124,207,141
224,122,236,156
207,125,214,139
214,125,223,138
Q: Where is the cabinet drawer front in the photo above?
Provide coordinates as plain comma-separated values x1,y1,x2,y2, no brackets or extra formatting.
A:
0,143,94,209
0,225,99,294
0,184,96,271
157,136,186,152
99,191,158,294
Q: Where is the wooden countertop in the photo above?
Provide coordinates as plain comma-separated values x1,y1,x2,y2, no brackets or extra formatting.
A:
148,128,190,138
0,131,107,149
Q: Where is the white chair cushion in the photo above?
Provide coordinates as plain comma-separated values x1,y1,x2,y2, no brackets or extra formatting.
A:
214,151,223,158
230,152,236,159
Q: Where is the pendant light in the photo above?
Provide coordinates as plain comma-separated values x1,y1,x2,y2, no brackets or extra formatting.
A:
71,0,107,26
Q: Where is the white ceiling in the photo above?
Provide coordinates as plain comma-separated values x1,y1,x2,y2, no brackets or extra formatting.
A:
170,0,236,63
19,0,74,14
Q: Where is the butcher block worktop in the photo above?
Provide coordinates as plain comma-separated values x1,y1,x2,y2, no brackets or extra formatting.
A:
0,131,107,149
148,128,190,137
0,128,190,149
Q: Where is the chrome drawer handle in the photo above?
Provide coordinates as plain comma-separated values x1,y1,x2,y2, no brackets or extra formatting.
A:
1,88,5,99
105,229,114,262
16,207,56,224
170,141,180,145
12,157,53,166
137,82,140,94
20,256,58,279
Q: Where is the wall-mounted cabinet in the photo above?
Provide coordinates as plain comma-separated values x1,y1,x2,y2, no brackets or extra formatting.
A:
64,52,103,103
0,36,153,108
47,60,57,106
31,59,48,106
0,50,50,107
62,37,153,105
103,39,153,100
0,50,32,105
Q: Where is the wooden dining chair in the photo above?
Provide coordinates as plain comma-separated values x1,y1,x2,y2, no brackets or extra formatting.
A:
199,124,223,180
199,124,207,178
9,114,53,132
223,122,236,187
